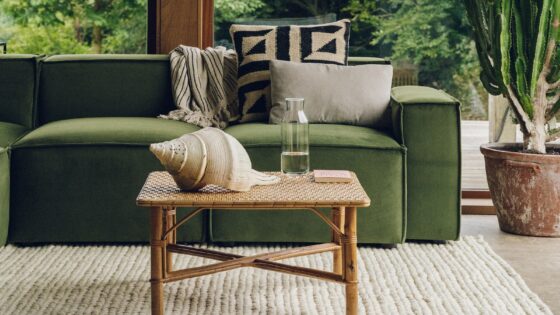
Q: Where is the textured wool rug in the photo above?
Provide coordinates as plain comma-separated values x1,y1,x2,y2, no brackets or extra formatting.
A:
0,236,551,315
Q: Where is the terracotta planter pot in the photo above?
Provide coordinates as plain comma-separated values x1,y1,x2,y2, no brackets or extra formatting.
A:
480,143,560,237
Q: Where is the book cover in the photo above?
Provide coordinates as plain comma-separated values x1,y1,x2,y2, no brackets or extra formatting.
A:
313,170,352,183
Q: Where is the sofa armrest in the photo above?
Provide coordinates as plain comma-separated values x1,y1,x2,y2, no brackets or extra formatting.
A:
0,54,40,129
391,85,460,143
390,85,462,241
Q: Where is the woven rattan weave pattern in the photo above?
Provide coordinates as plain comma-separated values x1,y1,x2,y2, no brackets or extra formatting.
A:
136,171,370,207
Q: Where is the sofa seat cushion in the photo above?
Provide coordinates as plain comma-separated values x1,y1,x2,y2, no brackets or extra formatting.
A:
0,122,28,148
224,123,401,150
216,123,405,244
9,117,204,243
14,117,200,148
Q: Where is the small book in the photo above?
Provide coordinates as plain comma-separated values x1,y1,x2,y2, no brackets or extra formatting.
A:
313,170,352,183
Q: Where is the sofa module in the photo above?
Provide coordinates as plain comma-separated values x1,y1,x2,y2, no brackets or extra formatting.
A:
1,54,460,245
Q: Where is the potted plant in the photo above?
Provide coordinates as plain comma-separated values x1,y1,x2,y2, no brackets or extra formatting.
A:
465,0,560,236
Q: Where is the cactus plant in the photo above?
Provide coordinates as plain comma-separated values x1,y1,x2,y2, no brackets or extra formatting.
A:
464,0,560,153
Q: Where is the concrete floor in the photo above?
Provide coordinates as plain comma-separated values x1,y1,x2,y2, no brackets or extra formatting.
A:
462,215,560,314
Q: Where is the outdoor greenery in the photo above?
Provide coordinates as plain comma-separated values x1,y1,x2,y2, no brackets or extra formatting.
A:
0,0,147,54
0,0,489,120
363,0,485,116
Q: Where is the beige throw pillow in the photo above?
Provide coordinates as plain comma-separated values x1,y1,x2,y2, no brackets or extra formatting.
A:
269,60,394,128
230,20,351,123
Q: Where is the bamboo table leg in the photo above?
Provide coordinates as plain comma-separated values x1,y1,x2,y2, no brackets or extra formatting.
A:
150,207,164,315
343,207,358,315
164,207,177,273
331,207,345,274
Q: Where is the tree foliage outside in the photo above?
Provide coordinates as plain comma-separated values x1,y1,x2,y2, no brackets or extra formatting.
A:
0,0,488,120
215,0,265,22
355,0,488,119
0,0,265,54
0,0,147,54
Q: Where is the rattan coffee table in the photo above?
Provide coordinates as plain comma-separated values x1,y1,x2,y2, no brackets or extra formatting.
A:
136,171,370,315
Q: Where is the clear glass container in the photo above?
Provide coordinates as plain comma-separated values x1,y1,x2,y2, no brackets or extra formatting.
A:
281,98,309,175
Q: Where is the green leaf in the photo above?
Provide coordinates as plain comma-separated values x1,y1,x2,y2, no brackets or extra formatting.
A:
530,0,553,97
499,0,513,85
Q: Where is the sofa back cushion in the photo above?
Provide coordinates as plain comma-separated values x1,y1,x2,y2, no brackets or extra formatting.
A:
0,55,38,128
38,55,175,125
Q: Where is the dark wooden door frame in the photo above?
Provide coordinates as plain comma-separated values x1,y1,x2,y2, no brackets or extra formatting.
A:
147,0,214,54
201,0,214,49
147,0,158,53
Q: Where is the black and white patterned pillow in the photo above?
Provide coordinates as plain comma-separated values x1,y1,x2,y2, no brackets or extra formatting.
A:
230,19,351,122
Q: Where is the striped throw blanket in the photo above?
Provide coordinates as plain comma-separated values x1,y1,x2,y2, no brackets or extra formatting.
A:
160,46,239,128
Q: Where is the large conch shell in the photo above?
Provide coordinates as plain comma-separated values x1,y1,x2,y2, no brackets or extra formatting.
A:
150,127,280,192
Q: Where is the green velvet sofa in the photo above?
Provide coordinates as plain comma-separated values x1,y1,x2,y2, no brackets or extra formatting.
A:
0,54,461,246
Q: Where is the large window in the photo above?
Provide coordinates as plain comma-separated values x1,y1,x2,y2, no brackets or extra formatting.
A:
214,0,487,121
214,0,495,191
0,0,147,54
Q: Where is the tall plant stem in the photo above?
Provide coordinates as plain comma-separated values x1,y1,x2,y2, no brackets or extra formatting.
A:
528,38,557,153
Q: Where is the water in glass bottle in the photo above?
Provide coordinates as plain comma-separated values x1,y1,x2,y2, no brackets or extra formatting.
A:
281,98,309,175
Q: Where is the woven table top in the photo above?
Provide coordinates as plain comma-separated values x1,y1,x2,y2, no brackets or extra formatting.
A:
136,171,370,208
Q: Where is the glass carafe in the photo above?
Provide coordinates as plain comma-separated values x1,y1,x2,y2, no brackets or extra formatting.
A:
281,98,309,175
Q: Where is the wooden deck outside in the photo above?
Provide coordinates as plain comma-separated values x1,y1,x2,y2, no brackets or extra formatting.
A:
461,120,491,190
461,120,530,190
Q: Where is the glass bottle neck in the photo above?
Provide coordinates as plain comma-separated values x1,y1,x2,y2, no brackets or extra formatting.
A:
286,98,304,112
